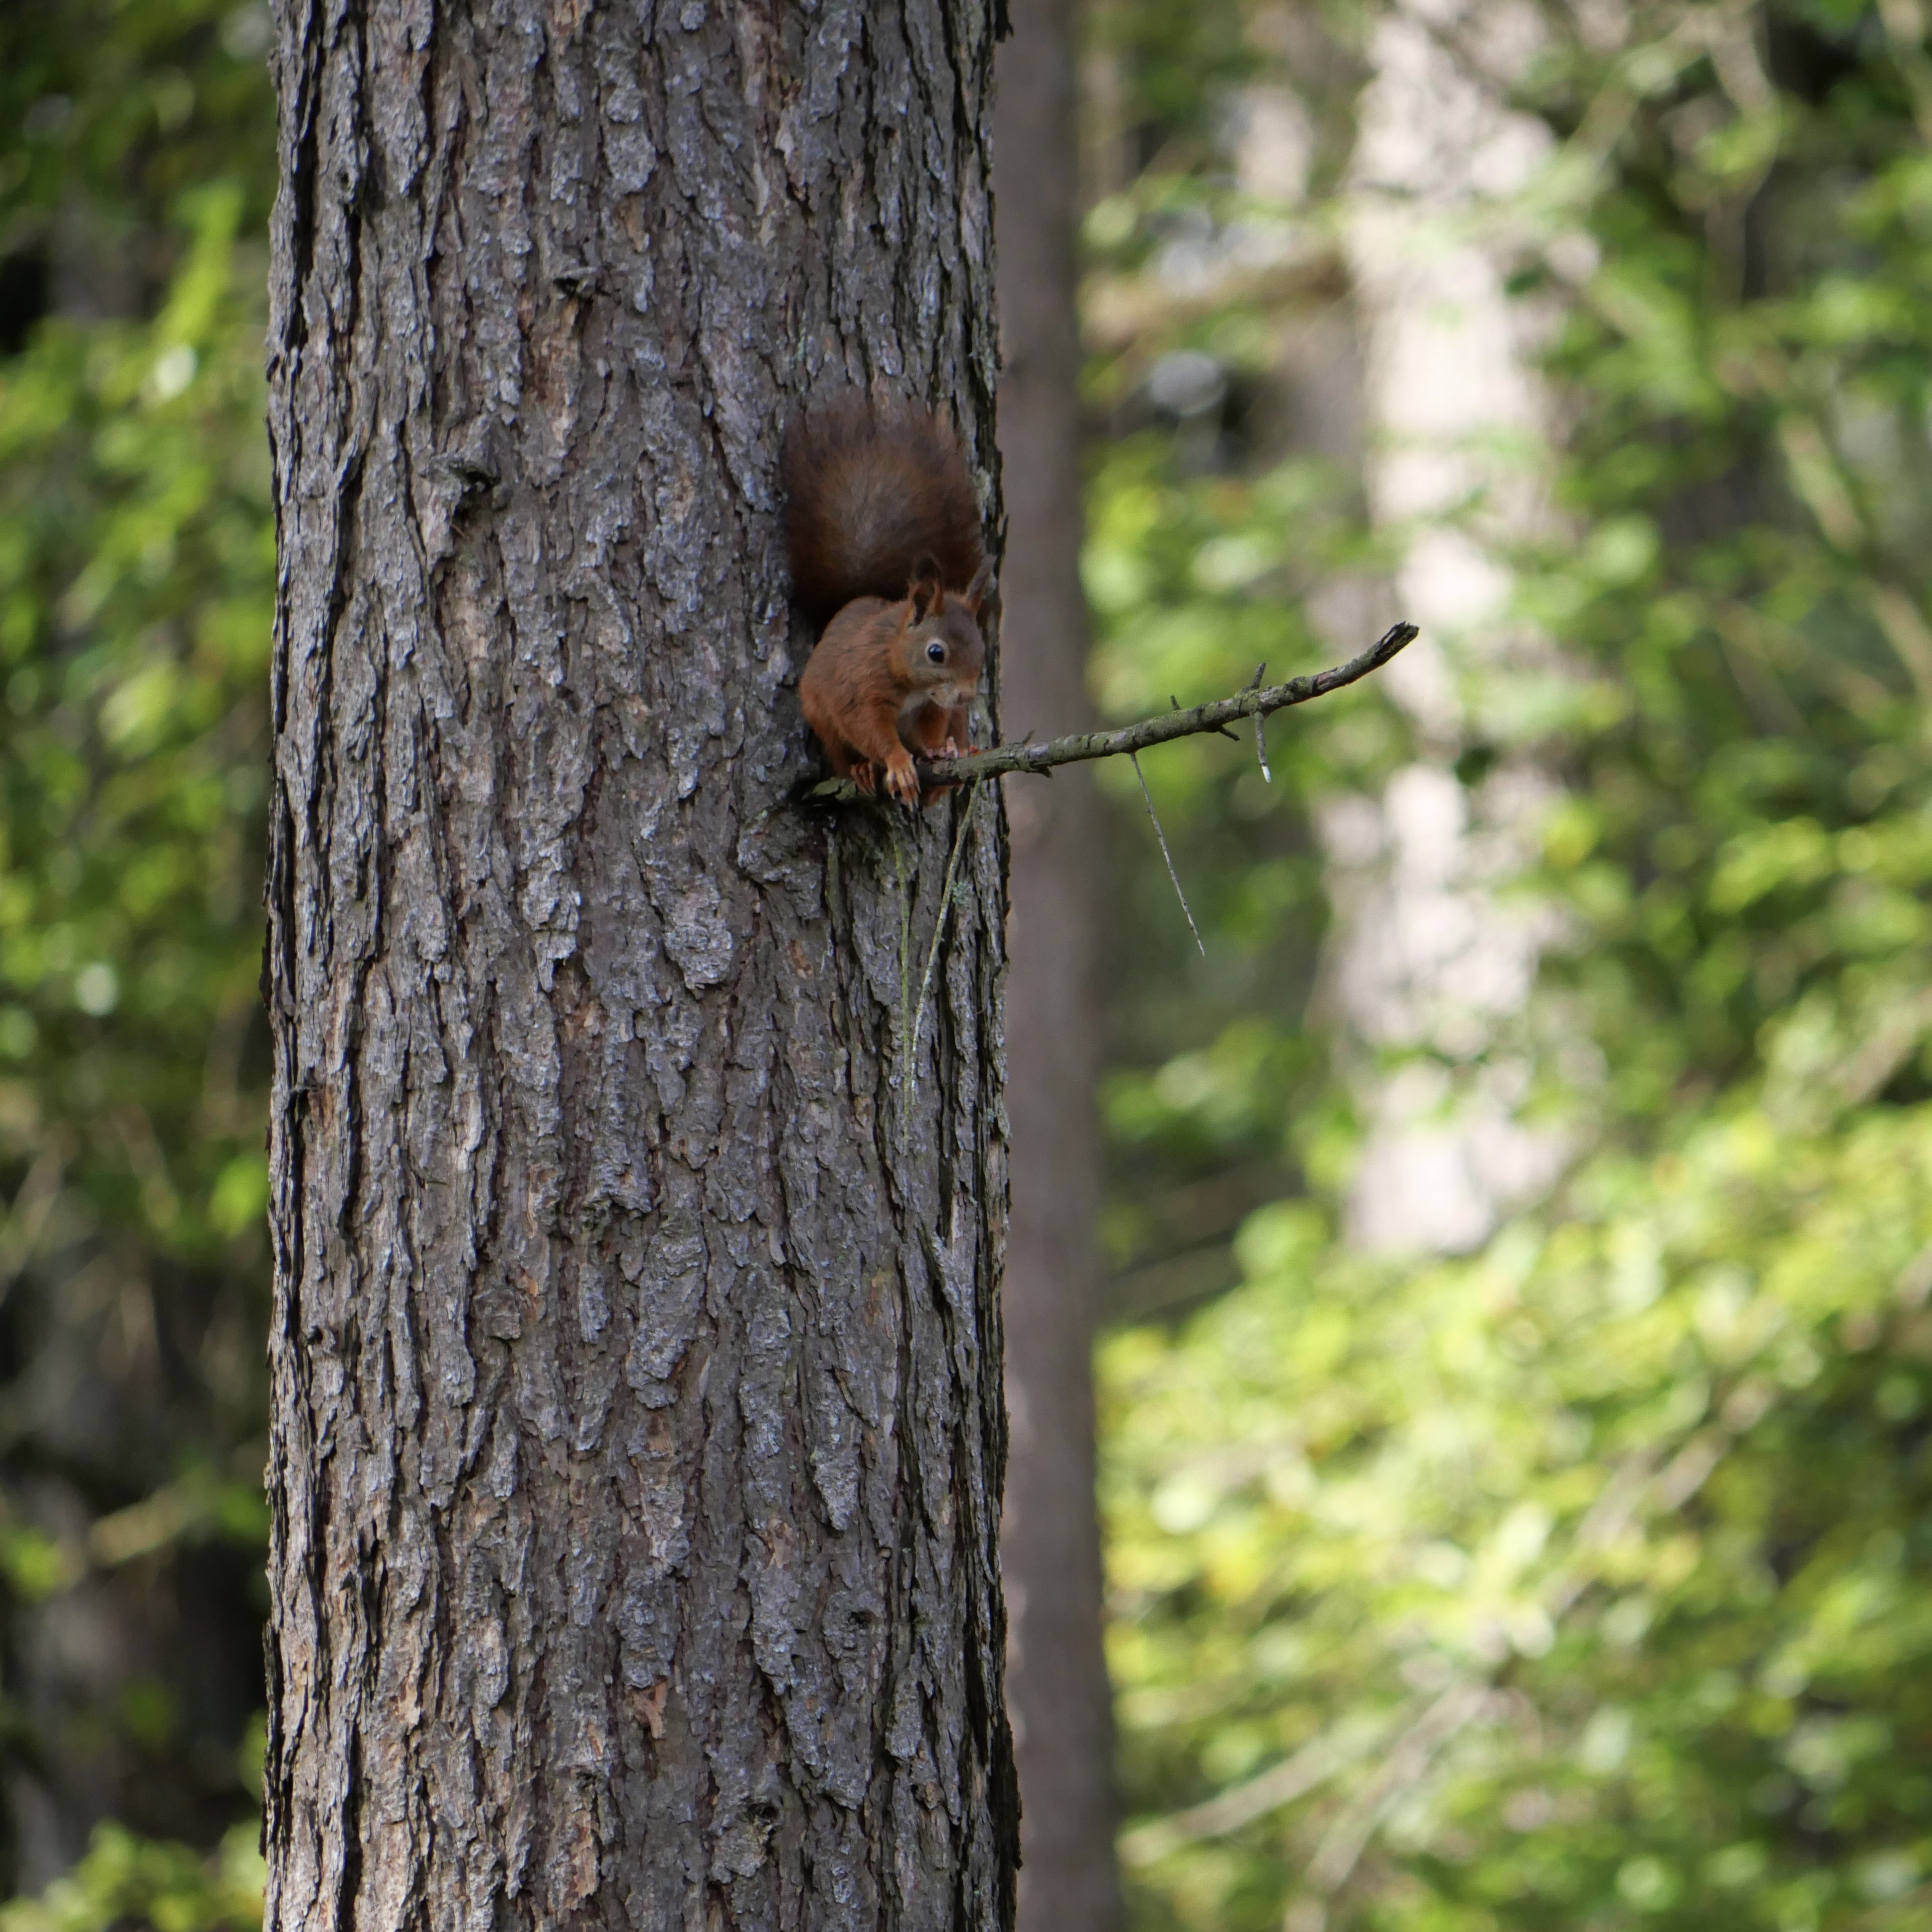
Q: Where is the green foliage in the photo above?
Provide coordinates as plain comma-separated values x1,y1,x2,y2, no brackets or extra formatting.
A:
1083,0,1258,170
0,180,272,1272
1106,1105,1932,1930
0,0,274,1892
1091,1,1932,1928
0,1824,262,1932
1514,13,1932,1124
0,0,276,276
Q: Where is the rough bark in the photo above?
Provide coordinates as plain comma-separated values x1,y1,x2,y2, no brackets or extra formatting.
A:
992,5,1125,1928
261,4,1015,1928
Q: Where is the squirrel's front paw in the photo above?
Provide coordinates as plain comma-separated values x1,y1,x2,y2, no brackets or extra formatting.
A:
884,749,920,808
851,762,878,796
935,737,961,760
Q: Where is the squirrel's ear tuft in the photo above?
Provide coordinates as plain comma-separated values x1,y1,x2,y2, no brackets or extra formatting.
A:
908,554,944,621
963,557,997,618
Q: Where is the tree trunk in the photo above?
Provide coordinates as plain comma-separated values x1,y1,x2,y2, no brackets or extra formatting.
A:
993,1,1124,1928
1324,0,1569,1256
261,4,1016,1927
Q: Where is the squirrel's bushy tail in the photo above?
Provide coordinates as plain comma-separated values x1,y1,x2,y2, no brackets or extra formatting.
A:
782,393,985,622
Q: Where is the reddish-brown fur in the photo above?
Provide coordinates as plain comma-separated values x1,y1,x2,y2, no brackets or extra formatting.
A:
785,397,996,806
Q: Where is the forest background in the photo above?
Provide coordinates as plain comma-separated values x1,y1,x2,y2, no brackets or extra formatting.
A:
0,0,1928,1930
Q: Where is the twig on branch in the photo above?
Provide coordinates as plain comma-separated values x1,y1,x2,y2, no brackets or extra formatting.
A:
902,781,980,1140
1118,1715,1392,1867
804,622,1419,803
1307,1681,1493,1894
1132,753,1205,957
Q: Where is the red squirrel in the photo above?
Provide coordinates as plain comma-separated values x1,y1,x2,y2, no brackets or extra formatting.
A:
784,395,996,808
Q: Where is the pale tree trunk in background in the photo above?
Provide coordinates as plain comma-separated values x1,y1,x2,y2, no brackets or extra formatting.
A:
262,3,1017,1927
994,1,1125,1926
1324,0,1570,1256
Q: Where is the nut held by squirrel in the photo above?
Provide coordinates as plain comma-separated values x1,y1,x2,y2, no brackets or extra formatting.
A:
784,395,996,808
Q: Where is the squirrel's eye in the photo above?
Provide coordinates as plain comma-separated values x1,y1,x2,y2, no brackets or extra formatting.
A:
926,641,946,664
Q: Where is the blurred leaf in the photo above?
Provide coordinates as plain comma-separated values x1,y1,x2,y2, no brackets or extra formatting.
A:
0,1823,262,1932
